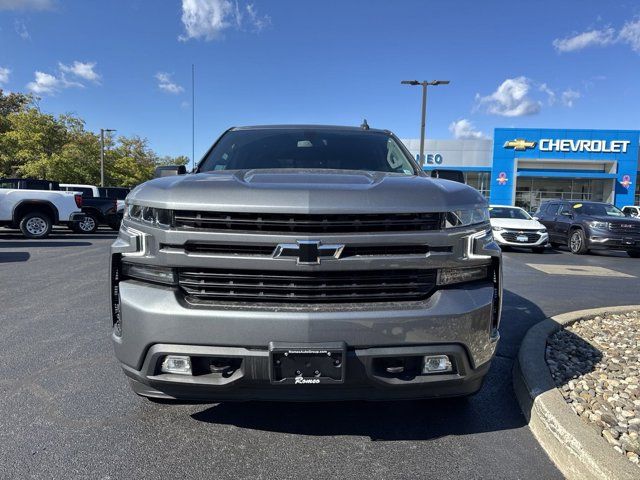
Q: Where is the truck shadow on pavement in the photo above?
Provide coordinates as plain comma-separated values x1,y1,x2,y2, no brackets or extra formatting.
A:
0,251,30,263
190,290,566,441
0,240,93,248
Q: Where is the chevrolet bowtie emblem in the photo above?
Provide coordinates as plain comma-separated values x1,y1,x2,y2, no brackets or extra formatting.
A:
503,139,537,151
273,240,345,265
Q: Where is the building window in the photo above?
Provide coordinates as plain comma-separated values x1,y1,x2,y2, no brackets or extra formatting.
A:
464,172,490,198
514,177,611,213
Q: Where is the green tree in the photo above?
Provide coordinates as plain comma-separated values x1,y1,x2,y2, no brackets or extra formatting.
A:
0,90,189,186
0,108,68,177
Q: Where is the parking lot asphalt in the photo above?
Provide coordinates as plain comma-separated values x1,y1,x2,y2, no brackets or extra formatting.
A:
2,230,639,479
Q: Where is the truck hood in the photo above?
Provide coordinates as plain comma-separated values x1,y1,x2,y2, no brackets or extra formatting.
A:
127,169,486,213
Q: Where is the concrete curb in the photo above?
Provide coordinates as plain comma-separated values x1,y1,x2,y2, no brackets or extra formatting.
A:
513,305,640,480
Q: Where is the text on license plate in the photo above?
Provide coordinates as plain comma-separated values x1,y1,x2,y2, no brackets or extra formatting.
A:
517,235,528,242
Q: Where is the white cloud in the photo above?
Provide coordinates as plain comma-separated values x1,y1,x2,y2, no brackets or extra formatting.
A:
475,76,541,117
179,0,236,41
59,61,101,82
0,0,53,10
619,18,640,53
552,27,615,53
553,19,640,54
14,19,29,39
245,3,270,32
448,119,486,139
561,89,581,107
26,61,97,95
0,67,10,85
26,71,62,94
179,0,270,41
538,82,556,105
155,72,184,94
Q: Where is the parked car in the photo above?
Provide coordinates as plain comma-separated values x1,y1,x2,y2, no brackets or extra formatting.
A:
0,178,84,238
489,205,548,253
622,205,640,218
535,200,640,257
60,183,121,232
110,124,502,402
98,186,130,212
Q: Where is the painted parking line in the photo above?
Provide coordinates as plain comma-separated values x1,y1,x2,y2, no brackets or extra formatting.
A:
525,264,636,278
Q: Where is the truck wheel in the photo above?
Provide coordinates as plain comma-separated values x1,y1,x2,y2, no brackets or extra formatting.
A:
75,214,98,234
569,229,589,255
627,250,640,258
19,212,52,239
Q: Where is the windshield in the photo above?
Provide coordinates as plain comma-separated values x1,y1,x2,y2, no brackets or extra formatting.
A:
198,129,418,175
574,203,625,217
489,207,531,220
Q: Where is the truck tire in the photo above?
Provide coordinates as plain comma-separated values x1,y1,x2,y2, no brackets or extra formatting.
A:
569,229,589,255
19,212,52,239
74,214,98,234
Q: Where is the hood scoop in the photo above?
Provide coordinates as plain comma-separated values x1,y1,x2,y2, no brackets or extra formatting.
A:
240,169,380,187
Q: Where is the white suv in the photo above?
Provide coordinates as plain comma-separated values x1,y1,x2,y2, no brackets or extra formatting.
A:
622,206,640,218
489,205,548,253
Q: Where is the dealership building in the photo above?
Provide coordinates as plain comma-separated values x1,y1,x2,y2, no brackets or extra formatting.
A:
402,128,640,211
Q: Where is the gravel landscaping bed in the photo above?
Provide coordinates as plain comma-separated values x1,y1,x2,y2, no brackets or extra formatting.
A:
546,311,640,468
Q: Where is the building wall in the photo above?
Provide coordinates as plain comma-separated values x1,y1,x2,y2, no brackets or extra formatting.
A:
400,139,493,168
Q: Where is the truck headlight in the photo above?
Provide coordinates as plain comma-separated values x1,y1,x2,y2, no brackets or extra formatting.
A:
589,221,609,230
444,208,489,228
121,262,177,285
125,203,172,228
437,266,489,286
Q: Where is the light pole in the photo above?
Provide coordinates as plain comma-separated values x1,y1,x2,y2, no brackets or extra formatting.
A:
100,128,116,187
401,80,450,168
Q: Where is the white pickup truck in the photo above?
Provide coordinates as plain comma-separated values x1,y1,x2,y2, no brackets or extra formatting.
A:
0,178,85,238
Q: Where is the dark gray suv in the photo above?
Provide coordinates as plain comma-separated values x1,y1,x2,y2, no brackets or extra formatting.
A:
535,200,640,257
110,125,502,402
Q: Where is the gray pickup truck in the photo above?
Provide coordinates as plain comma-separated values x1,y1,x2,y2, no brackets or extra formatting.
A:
110,125,502,402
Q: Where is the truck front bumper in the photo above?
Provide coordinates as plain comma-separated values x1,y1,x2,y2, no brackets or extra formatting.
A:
112,279,500,402
493,230,549,248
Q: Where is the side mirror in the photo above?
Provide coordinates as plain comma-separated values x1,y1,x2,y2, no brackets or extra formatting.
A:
155,165,187,178
532,216,539,221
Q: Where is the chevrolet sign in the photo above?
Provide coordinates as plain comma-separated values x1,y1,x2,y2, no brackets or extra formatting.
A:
504,138,631,154
539,139,630,153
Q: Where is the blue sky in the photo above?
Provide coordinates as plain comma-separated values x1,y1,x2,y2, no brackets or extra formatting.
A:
1,0,640,162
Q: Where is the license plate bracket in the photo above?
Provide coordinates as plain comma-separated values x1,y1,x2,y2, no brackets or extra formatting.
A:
269,341,346,385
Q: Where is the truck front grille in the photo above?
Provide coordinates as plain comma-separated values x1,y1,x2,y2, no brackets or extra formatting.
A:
178,269,437,303
173,211,442,233
609,223,640,235
173,242,448,257
500,231,540,243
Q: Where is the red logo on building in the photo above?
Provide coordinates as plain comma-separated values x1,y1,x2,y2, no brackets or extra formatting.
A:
621,175,632,189
496,172,508,185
